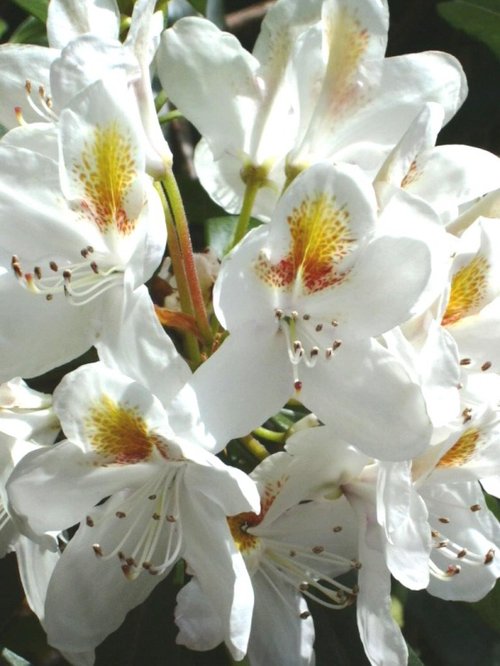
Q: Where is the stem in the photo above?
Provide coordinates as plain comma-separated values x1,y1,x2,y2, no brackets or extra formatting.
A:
158,109,184,124
154,182,201,365
241,435,269,461
163,169,213,344
231,178,260,248
253,427,286,444
155,89,168,113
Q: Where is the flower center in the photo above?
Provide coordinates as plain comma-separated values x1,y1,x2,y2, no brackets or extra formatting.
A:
442,255,489,326
255,192,355,295
437,428,481,468
85,395,171,464
11,249,123,306
275,308,342,392
74,121,138,236
86,468,184,580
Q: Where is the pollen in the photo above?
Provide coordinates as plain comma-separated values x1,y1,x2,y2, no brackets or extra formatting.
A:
437,428,481,468
442,255,489,326
73,122,137,235
85,395,158,464
255,193,354,294
227,512,260,553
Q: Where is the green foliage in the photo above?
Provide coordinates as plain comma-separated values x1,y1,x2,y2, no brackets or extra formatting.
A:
437,0,500,60
9,0,48,23
0,19,8,40
9,16,47,45
186,0,207,14
205,216,261,259
408,644,425,666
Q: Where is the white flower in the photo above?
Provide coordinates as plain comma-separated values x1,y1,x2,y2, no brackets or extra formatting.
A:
7,361,259,658
158,0,466,218
191,161,437,460
0,74,165,381
176,438,362,666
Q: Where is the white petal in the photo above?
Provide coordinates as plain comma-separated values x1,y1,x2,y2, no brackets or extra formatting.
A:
0,44,58,128
47,0,120,49
158,17,261,160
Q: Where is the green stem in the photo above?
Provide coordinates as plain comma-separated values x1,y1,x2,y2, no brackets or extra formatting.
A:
231,178,260,248
154,182,201,366
241,435,269,461
253,427,286,444
163,169,213,345
155,89,168,113
158,109,183,124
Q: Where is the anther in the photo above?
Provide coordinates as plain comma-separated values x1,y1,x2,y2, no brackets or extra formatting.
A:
332,340,342,351
90,261,99,274
289,550,296,557
34,266,42,279
485,549,495,565
87,246,94,253
152,513,160,520
275,308,283,319
326,348,333,359
291,310,298,320
166,515,176,522
148,494,157,500
331,320,338,327
12,262,22,278
142,561,152,570
86,516,94,527
299,582,309,592
126,557,136,567
45,294,53,301
63,269,72,282
462,407,472,424
293,341,302,354
303,314,311,321
315,323,323,332
438,517,450,524
351,560,362,570
25,80,32,94
92,544,103,557
470,504,482,512
81,248,89,258
481,361,492,372
312,545,324,554
310,347,319,358
457,549,467,558
333,526,343,533
447,564,460,576
299,611,311,620
431,529,440,538
49,261,58,272
115,511,126,519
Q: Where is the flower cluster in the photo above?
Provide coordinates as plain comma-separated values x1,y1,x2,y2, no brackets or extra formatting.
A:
1,0,500,664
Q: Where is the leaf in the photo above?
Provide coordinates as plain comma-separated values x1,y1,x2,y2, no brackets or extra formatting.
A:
437,0,500,60
408,644,425,666
10,0,48,24
205,216,261,259
9,16,48,46
186,0,207,15
0,649,30,666
0,19,8,40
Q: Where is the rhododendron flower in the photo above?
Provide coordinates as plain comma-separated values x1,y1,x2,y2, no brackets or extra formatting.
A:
0,75,165,380
158,0,466,218
176,434,362,666
7,362,259,658
191,161,441,459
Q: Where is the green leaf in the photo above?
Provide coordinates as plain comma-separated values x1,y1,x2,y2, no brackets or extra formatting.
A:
205,216,261,259
437,0,500,60
186,0,207,15
0,649,30,666
0,19,8,40
9,16,48,45
10,0,48,23
408,644,425,666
